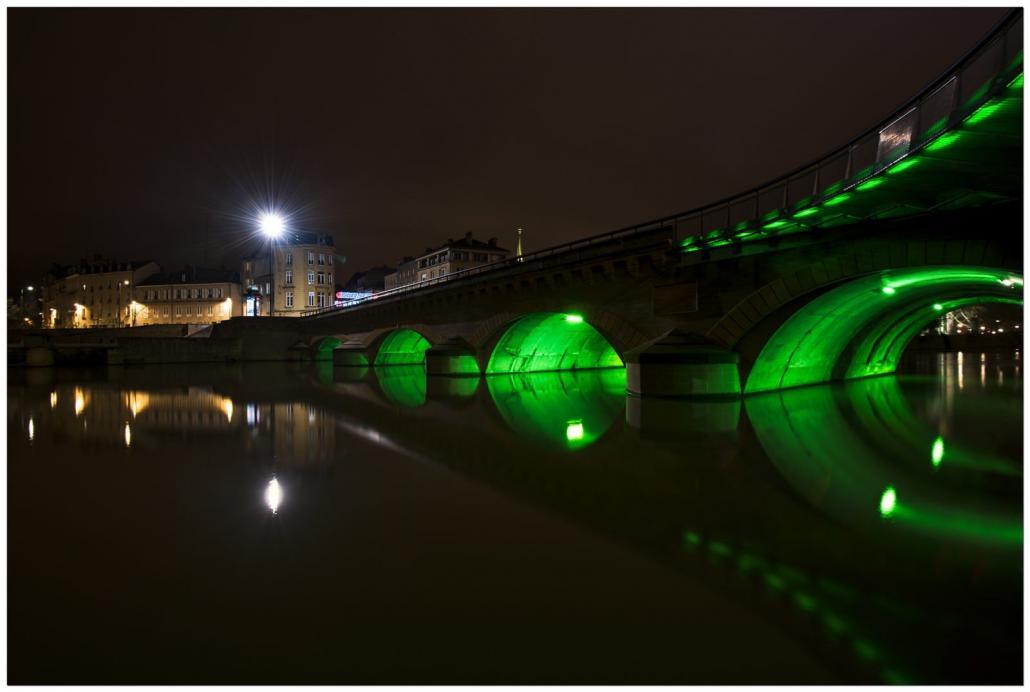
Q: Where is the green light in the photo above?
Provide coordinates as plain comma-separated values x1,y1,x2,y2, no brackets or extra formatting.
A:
855,178,884,192
1009,73,1023,89
375,365,427,408
708,541,732,557
744,267,1023,393
374,328,432,366
682,530,702,548
879,486,897,518
565,419,584,441
487,370,625,450
823,192,852,207
764,573,786,591
932,303,943,311
763,219,792,231
965,99,1006,126
931,436,945,467
887,158,920,175
794,592,818,612
793,207,820,219
486,312,623,374
925,131,962,152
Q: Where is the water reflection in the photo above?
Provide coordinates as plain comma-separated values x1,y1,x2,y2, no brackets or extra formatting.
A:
6,354,1021,685
374,365,427,408
745,374,1021,549
487,369,625,450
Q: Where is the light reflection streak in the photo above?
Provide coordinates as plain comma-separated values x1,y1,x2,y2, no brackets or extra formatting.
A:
265,477,283,514
28,418,34,442
74,387,88,416
50,391,57,409
124,423,132,448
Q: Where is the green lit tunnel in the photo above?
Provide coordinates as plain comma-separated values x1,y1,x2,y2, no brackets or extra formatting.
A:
374,328,432,366
486,312,624,374
745,266,1023,393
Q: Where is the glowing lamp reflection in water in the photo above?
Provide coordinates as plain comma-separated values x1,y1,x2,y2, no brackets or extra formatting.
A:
265,478,283,514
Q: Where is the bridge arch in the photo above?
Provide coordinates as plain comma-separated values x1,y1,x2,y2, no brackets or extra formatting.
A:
483,311,626,374
313,336,345,361
742,266,1023,393
372,327,434,366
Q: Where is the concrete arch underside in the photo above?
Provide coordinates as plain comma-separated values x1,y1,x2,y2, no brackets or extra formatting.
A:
740,266,1023,393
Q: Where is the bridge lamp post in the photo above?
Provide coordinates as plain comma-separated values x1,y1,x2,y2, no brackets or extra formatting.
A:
259,213,285,317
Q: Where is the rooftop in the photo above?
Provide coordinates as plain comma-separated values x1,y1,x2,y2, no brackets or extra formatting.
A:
138,266,240,286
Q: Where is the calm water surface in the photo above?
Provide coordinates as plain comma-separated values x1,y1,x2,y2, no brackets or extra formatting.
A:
8,351,1022,684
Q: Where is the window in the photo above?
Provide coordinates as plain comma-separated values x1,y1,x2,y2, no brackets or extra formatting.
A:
307,271,314,285
328,254,333,265
421,273,427,281
186,305,192,316
285,253,293,266
307,252,314,265
307,291,315,307
285,270,293,285
327,272,333,286
216,288,223,298
164,307,170,316
317,292,325,307
317,272,324,285
207,305,213,316
285,291,293,308
318,253,325,265
441,267,446,276
175,306,182,317
207,288,214,299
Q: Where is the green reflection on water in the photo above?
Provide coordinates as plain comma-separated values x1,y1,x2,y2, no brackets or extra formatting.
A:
374,365,427,407
745,376,1022,547
487,369,625,449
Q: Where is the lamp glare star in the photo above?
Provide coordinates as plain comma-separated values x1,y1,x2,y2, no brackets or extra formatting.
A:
259,213,285,239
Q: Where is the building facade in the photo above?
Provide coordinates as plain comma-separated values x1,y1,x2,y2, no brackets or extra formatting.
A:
241,231,338,316
384,233,510,290
42,259,161,329
132,267,242,325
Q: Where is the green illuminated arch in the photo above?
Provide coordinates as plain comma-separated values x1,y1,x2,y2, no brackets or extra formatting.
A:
314,336,343,361
374,329,432,366
487,369,625,450
485,312,624,374
375,365,426,407
745,267,1023,393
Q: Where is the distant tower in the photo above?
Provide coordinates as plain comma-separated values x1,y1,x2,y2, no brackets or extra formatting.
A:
516,227,524,262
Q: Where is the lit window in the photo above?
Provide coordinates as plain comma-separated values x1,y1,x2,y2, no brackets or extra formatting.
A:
285,292,293,308
307,291,315,307
285,253,293,266
307,271,314,284
328,255,333,266
307,252,314,265
285,270,293,285
318,253,325,265
317,272,324,285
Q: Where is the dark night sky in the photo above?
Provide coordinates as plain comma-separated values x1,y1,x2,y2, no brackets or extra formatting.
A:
8,7,1010,291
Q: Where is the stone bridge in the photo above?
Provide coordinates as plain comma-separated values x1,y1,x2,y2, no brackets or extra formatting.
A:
211,11,1023,397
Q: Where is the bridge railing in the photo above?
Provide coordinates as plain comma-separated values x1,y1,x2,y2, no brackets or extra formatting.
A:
303,9,1023,320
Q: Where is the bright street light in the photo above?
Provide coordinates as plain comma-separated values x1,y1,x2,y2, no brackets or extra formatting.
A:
259,213,285,239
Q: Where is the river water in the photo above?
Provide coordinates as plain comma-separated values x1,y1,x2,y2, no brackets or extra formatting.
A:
7,351,1022,684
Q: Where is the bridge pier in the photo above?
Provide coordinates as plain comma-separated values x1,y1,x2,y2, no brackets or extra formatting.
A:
24,347,55,367
425,337,480,376
332,342,371,367
624,330,741,398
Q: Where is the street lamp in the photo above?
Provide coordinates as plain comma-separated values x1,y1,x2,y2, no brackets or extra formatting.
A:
259,213,285,317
